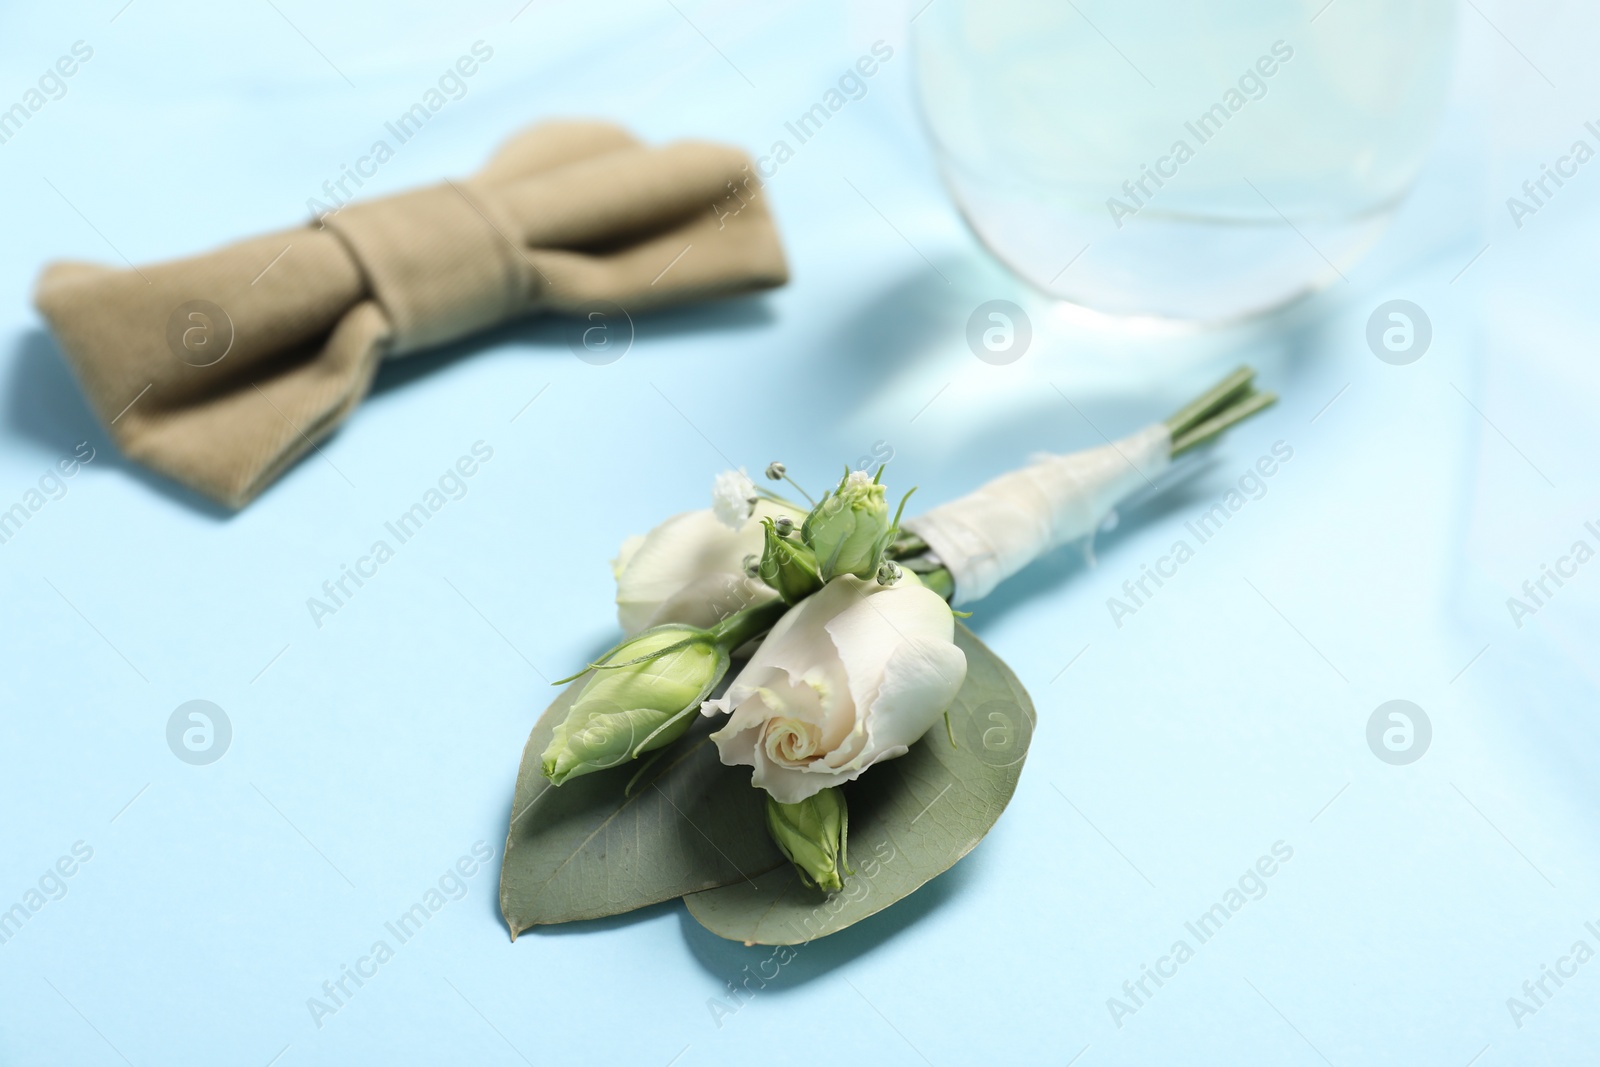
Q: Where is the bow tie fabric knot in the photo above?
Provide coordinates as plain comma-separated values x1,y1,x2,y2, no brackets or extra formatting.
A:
33,120,788,508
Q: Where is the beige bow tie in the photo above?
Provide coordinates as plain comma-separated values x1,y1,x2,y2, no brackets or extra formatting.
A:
33,120,788,508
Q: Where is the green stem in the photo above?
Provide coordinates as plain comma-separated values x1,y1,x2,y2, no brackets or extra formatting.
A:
780,474,816,507
754,487,806,513
709,598,789,650
1163,366,1256,440
920,567,955,602
888,533,929,559
1170,390,1278,457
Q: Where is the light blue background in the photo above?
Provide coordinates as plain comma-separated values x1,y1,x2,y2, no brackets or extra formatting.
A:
3,2,1598,1065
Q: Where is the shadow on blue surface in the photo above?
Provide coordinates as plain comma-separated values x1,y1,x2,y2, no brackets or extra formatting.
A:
4,328,236,519
817,261,973,400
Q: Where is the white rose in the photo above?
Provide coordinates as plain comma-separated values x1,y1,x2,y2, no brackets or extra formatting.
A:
613,498,794,635
703,574,967,803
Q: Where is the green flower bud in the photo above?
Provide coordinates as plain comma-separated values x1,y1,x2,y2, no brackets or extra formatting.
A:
802,470,894,581
541,626,724,785
765,787,850,893
758,518,823,603
541,600,789,786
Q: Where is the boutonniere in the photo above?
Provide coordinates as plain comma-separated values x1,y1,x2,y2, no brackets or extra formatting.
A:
501,368,1274,944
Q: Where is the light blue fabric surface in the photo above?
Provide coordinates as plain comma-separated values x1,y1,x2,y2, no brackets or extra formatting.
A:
3,2,1597,1064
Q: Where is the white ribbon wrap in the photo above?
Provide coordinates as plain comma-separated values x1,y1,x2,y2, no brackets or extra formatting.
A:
903,424,1171,605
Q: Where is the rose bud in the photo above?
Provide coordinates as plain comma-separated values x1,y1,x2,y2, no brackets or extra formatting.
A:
802,470,897,581
542,600,785,785
766,787,850,893
757,517,823,603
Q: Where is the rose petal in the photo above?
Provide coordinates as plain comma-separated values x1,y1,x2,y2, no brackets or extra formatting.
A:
828,636,966,774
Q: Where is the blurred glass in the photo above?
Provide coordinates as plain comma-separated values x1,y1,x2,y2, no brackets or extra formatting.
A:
913,0,1456,326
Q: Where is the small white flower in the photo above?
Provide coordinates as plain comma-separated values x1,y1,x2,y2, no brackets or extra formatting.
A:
702,574,967,804
711,468,758,530
843,469,874,491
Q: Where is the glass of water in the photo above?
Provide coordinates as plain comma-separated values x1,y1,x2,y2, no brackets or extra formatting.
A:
913,0,1456,326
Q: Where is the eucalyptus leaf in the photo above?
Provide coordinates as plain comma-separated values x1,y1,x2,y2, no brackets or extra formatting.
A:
683,623,1035,945
499,672,785,937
